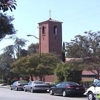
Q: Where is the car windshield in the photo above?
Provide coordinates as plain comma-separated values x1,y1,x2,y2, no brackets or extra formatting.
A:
34,81,44,84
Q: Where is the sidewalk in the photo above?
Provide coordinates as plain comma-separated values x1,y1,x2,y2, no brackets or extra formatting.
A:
0,84,10,89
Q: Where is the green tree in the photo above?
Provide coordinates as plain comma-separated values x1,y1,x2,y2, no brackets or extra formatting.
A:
62,42,65,62
11,53,60,81
55,61,82,83
19,49,27,57
0,51,14,79
27,43,39,55
2,45,15,58
1,37,28,59
0,13,16,40
11,53,40,81
65,31,100,78
0,0,17,12
65,62,82,83
14,37,28,59
55,63,66,83
36,53,60,80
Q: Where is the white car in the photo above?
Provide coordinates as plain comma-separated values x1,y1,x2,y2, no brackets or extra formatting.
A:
85,80,100,100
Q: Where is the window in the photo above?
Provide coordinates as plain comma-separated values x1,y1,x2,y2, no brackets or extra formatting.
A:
54,25,57,34
56,83,62,87
96,80,100,87
34,81,44,84
61,82,67,87
42,26,45,34
28,82,32,85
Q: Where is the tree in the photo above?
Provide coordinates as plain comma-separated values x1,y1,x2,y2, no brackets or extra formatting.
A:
11,53,60,81
3,45,15,58
0,0,17,12
65,62,82,83
0,13,16,40
62,42,65,62
65,31,100,78
55,61,82,83
36,53,60,80
55,63,66,83
0,51,14,79
14,37,28,59
27,43,39,55
1,37,28,59
19,49,27,57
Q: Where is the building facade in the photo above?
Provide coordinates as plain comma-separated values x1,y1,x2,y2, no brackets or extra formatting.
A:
38,18,63,58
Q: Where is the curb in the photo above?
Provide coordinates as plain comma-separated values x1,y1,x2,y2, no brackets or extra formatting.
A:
0,85,10,89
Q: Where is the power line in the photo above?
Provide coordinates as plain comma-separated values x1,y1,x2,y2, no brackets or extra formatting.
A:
59,4,100,21
65,12,100,23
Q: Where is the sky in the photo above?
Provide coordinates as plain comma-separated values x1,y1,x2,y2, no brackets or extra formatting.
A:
0,0,100,53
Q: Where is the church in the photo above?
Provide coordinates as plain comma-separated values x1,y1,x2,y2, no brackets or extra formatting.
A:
37,17,95,82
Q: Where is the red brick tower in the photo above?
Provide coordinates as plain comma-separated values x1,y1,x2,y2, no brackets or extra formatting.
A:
38,18,62,58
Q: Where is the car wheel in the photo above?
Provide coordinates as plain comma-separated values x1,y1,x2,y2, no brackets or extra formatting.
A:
50,90,54,95
15,87,18,91
62,90,67,97
24,88,27,92
31,88,34,93
88,92,95,100
10,87,12,90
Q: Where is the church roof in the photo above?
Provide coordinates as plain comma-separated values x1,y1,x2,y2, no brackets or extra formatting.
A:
38,18,62,24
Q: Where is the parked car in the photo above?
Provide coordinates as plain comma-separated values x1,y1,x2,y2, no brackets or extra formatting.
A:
49,81,85,97
10,81,28,91
23,81,50,93
85,80,100,100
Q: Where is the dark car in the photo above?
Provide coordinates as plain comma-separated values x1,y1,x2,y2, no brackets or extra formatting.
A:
10,81,28,91
49,81,85,97
23,81,50,93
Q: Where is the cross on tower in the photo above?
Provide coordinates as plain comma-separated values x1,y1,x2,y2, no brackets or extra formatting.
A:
49,10,51,19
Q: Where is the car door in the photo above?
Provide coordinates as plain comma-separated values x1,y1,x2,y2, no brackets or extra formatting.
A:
54,83,62,94
58,82,67,94
56,82,67,94
26,82,32,91
11,82,15,89
94,81,100,95
12,82,17,89
28,81,33,91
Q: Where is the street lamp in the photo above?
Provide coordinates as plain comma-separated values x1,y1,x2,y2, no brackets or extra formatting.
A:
27,34,41,57
27,34,39,39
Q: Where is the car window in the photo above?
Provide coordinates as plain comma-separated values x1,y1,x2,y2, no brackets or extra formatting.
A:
96,81,100,87
56,83,62,87
18,81,27,84
13,81,17,85
34,81,44,84
61,82,67,87
67,82,79,86
28,82,32,85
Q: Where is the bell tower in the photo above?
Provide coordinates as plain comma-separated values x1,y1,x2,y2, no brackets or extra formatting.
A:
38,18,62,58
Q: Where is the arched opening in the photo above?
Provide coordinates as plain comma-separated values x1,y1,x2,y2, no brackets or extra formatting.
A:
42,26,45,34
54,26,57,34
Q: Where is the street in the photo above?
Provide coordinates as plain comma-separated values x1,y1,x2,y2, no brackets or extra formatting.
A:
0,87,87,100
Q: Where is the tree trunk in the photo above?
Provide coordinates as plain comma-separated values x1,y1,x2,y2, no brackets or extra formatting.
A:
97,70,100,79
39,75,43,81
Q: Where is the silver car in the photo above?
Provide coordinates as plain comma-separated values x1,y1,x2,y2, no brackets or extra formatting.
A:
23,81,50,93
10,81,28,91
